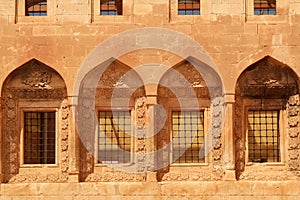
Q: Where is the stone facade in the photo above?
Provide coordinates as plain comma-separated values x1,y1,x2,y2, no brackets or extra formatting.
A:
1,0,300,199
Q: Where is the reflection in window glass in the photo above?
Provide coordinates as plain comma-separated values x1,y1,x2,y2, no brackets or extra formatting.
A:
25,0,47,16
178,0,200,15
254,0,276,15
98,111,131,164
100,0,122,15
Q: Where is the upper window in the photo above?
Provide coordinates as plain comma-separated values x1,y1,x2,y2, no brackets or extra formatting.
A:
97,111,131,164
178,0,200,15
247,110,280,163
254,0,276,15
25,0,47,16
100,0,122,15
172,111,205,164
24,111,56,164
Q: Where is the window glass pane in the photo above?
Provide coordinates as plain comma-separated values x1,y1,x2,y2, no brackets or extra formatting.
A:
178,0,200,15
98,111,131,164
100,0,122,15
248,110,280,162
25,0,47,16
24,111,55,164
254,0,276,15
172,111,205,163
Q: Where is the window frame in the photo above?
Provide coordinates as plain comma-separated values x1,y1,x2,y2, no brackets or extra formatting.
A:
92,0,133,23
19,100,60,168
169,108,209,166
178,0,201,16
94,108,134,167
244,100,286,166
245,0,288,23
16,0,55,23
169,0,211,24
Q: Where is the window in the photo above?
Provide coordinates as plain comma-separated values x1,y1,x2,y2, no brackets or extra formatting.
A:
100,0,122,15
254,0,276,15
248,110,280,163
178,0,200,15
25,0,47,16
98,111,131,164
172,111,205,163
24,111,56,164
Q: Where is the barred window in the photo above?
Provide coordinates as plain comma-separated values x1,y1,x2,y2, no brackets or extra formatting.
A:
98,111,131,164
25,0,47,16
178,0,200,15
24,112,56,164
172,111,205,163
248,110,280,163
254,0,276,15
100,0,122,15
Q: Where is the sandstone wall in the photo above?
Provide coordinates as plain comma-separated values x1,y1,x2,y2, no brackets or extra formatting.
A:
1,0,300,199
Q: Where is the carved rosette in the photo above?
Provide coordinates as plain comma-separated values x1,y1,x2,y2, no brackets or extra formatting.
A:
2,60,69,183
3,94,18,181
135,97,148,172
287,95,300,171
211,96,224,180
60,99,69,178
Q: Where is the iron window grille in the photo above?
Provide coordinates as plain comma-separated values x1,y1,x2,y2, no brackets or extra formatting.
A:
254,0,276,15
24,112,56,164
178,0,200,15
100,0,122,15
25,0,47,16
172,111,205,163
98,111,131,164
248,110,280,163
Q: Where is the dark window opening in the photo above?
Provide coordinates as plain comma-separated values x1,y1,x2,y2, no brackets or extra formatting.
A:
254,0,276,15
248,110,280,163
178,0,200,15
24,112,55,164
100,0,122,15
172,111,205,163
25,0,47,16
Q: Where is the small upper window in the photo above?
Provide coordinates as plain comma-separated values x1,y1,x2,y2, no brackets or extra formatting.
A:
24,111,56,164
254,0,276,15
248,110,280,163
98,111,131,164
25,0,47,16
100,0,122,15
172,111,205,163
178,0,200,15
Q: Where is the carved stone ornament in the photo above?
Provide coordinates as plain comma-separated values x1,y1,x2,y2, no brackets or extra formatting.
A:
22,68,52,89
235,57,300,180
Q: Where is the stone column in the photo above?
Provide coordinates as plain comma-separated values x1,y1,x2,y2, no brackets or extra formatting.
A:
224,93,236,180
146,96,158,182
67,96,80,182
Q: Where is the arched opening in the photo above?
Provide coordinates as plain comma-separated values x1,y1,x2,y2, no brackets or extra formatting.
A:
79,59,147,182
1,59,67,183
156,60,221,181
235,56,300,180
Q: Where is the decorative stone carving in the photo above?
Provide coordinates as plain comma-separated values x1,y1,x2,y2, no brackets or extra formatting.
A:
22,67,52,89
2,60,68,183
287,95,300,171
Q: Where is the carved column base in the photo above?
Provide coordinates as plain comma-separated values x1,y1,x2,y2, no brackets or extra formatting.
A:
224,170,236,181
68,173,79,183
146,172,157,182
